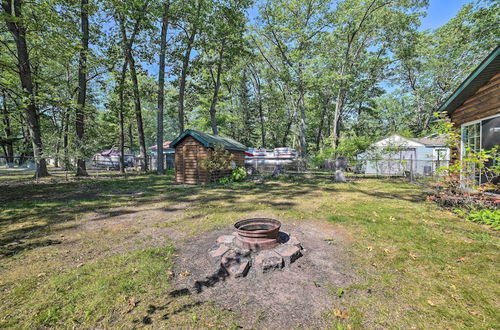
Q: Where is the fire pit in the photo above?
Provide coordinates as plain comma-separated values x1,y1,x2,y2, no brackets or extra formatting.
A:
208,218,304,277
234,218,281,250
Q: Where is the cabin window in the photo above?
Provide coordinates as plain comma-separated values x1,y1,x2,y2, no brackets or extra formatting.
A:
461,115,500,188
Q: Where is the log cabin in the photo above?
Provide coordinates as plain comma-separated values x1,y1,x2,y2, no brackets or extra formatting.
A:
439,45,499,187
170,129,246,184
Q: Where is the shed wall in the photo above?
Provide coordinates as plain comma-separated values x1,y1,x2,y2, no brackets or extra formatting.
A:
174,135,245,184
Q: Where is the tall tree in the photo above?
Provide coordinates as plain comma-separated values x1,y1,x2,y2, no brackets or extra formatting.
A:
258,0,330,157
157,1,170,174
1,0,49,177
75,0,90,176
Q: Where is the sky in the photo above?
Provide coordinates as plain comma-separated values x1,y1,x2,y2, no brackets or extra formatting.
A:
420,0,474,30
248,0,475,30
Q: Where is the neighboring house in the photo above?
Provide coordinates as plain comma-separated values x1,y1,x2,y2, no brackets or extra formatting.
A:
170,129,246,184
439,45,500,187
149,141,175,170
358,134,450,176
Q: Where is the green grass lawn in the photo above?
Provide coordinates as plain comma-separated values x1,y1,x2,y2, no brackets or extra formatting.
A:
0,173,498,329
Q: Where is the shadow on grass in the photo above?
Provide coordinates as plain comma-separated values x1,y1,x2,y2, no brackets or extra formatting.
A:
0,172,424,259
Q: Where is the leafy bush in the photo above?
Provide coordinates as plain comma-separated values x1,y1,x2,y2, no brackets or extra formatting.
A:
201,144,234,182
312,136,372,167
231,167,247,182
218,167,247,184
467,209,500,230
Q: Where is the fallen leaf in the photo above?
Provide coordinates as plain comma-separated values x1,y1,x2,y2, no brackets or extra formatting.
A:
450,284,457,290
76,263,84,268
367,246,373,251
427,300,435,306
127,297,138,313
333,308,349,319
409,253,417,260
179,271,191,277
456,257,466,263
205,322,215,327
389,216,397,222
383,248,390,254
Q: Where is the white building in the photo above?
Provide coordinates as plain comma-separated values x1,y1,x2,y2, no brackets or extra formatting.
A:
358,134,450,176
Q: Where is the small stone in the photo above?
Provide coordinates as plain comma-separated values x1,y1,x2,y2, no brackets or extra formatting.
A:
228,260,250,278
216,235,235,245
335,170,346,182
255,250,283,273
285,235,302,249
274,244,302,266
208,244,230,259
221,250,251,278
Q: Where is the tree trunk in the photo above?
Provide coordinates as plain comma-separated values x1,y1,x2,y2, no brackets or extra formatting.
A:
75,0,89,176
117,64,126,173
297,65,307,158
63,110,70,170
2,0,49,177
118,20,147,171
1,90,14,164
125,51,147,171
178,31,196,134
209,42,225,135
332,86,345,148
257,87,265,148
249,67,265,147
156,1,169,174
315,96,329,151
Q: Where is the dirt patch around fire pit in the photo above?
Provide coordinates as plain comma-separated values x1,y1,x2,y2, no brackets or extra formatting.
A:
171,220,357,328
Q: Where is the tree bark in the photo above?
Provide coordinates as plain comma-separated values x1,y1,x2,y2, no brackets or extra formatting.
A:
117,77,126,173
157,1,169,174
124,46,147,171
118,13,149,172
1,90,14,164
332,62,346,148
248,66,265,147
2,0,49,177
297,64,307,158
178,31,196,134
63,110,70,170
332,86,345,148
75,0,89,176
315,95,329,151
209,41,225,135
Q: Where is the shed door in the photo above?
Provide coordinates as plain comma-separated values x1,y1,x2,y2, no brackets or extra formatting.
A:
183,145,199,184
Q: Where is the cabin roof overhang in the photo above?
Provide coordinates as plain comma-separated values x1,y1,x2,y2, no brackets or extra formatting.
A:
438,45,500,116
170,129,247,152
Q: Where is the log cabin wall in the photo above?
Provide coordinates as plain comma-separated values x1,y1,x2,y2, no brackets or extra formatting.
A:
450,72,500,127
174,135,245,184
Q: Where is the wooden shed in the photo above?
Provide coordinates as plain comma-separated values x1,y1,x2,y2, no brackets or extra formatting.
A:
439,45,500,187
169,129,247,184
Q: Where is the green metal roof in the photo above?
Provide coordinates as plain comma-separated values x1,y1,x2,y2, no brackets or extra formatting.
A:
169,129,247,151
439,45,500,115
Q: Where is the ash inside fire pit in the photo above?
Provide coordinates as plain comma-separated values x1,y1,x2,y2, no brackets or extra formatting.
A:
209,218,303,277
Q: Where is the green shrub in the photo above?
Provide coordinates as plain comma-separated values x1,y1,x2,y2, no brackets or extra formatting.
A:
218,167,247,184
231,167,247,182
467,209,500,230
